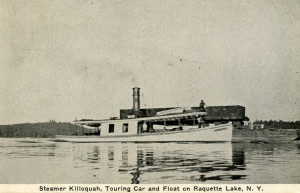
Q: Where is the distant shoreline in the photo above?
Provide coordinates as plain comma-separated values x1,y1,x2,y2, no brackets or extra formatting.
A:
0,122,90,138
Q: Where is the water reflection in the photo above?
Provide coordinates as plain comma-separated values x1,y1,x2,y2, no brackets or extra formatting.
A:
145,151,154,166
83,142,246,183
87,146,99,163
1,139,300,184
232,145,245,166
131,167,141,184
108,148,114,161
1,139,57,158
297,144,300,150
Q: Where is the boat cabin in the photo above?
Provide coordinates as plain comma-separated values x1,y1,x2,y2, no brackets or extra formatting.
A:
74,111,207,137
73,87,208,136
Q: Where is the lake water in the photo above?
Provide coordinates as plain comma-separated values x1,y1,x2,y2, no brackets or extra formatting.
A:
0,138,299,184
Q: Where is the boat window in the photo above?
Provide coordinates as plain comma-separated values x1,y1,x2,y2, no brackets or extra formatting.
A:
109,124,114,133
122,123,128,133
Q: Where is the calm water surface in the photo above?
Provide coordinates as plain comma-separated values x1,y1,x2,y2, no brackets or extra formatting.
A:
0,138,299,184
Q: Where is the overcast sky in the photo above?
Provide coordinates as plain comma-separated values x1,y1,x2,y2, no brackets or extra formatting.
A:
0,0,299,124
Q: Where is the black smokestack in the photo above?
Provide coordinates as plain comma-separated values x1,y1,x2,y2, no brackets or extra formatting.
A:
132,87,140,112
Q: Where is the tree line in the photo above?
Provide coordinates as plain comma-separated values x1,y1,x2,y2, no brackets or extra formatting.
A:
0,122,90,138
253,120,300,130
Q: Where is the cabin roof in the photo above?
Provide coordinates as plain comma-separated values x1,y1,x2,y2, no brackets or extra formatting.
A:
73,111,207,125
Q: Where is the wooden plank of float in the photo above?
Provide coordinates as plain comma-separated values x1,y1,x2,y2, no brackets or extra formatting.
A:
73,112,207,124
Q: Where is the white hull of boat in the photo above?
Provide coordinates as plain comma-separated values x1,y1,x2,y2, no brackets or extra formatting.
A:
55,123,233,143
56,123,233,143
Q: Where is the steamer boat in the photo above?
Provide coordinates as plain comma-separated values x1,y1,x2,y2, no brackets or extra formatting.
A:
55,88,233,142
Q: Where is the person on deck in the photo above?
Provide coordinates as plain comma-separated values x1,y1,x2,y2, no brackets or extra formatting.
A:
142,122,148,132
198,116,204,128
199,100,205,112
